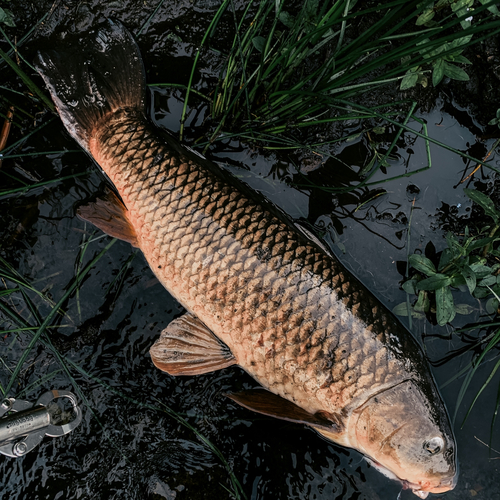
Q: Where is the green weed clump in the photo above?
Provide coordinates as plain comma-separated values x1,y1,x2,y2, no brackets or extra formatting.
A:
394,188,500,432
394,189,500,326
179,0,500,147
401,0,500,88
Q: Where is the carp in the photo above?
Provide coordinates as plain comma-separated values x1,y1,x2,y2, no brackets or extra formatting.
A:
35,20,457,498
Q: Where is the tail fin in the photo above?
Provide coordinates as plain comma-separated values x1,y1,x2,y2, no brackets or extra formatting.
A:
34,19,146,152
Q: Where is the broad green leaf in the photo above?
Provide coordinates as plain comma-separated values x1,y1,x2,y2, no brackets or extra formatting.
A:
443,63,469,82
438,248,454,271
279,11,295,28
473,286,490,299
393,302,410,316
468,236,498,252
479,0,500,15
417,274,452,291
453,0,473,8
455,303,475,315
436,286,455,326
0,7,15,27
414,290,430,313
490,109,500,127
252,36,266,53
460,265,476,294
400,69,420,90
417,38,439,59
445,231,463,255
402,278,418,295
486,297,499,315
464,189,500,223
409,254,436,275
479,274,497,287
451,1,473,28
460,16,472,30
416,9,435,26
450,274,466,288
453,55,472,65
432,59,445,86
449,34,473,50
469,255,487,267
392,302,425,319
469,263,491,279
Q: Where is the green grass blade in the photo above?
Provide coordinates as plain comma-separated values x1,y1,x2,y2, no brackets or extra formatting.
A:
137,0,167,36
180,0,231,140
454,329,500,424
0,48,54,111
3,238,117,395
462,355,500,426
0,171,88,198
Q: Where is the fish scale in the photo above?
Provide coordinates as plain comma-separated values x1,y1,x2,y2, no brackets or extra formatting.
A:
35,20,457,496
91,113,413,414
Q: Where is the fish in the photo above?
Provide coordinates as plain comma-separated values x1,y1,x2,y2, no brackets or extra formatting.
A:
34,20,457,498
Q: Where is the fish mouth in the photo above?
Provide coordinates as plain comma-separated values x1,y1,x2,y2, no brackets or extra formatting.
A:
401,477,457,499
366,458,457,498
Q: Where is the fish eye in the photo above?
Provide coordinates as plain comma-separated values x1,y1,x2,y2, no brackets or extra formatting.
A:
423,436,444,455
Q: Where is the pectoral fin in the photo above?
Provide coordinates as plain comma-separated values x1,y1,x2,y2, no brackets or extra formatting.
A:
226,389,342,433
76,189,139,247
150,312,236,376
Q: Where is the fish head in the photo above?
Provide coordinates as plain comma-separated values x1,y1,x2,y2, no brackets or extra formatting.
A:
350,380,457,498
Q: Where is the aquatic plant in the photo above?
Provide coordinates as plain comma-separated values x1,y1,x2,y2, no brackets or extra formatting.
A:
447,321,500,434
401,0,500,88
394,189,500,325
179,0,500,146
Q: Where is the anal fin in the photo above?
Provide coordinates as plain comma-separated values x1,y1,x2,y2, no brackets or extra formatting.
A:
76,189,139,247
226,389,342,434
150,312,236,376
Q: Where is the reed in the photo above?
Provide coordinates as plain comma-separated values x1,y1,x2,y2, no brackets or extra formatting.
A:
180,0,500,148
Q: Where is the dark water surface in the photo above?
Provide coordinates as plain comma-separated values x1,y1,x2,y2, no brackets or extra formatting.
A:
1,1,500,499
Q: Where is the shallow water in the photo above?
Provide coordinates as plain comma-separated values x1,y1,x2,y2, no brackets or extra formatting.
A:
1,1,500,499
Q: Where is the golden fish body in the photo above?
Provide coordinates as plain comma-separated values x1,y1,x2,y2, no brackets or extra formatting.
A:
35,20,457,498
